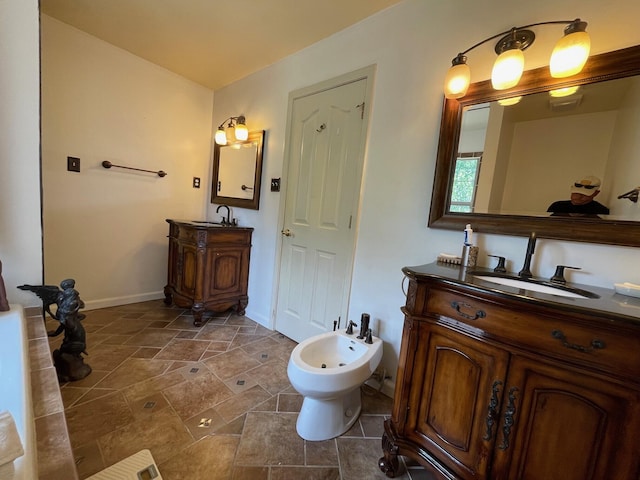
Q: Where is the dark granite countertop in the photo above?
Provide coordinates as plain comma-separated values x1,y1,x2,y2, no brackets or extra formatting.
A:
403,262,640,326
166,219,253,230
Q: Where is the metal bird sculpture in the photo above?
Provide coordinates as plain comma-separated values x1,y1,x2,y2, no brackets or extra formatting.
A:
18,282,86,336
18,279,91,381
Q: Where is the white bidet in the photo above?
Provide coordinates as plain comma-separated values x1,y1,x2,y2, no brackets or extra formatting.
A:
287,328,383,441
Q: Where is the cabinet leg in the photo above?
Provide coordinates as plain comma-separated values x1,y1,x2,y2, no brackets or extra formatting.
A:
163,286,172,306
192,305,205,327
379,431,400,478
236,297,248,316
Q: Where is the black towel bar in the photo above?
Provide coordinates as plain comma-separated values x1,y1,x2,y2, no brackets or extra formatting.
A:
102,160,167,177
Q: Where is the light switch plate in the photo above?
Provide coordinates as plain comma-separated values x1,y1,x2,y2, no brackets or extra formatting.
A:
67,156,80,172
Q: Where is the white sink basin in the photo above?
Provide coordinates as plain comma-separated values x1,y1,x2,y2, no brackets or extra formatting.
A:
473,275,592,299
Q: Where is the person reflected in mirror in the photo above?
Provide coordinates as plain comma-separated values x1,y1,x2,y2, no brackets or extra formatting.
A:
547,175,610,216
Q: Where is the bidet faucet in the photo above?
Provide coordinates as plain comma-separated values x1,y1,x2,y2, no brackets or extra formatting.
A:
216,204,231,224
358,313,370,339
518,232,537,279
346,320,357,335
365,329,373,344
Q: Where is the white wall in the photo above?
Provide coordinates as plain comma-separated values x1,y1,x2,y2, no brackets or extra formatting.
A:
0,0,42,306
607,78,640,218
40,16,214,309
208,0,640,383
501,111,616,213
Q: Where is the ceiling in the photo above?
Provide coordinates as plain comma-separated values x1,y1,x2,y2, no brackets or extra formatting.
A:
40,0,404,90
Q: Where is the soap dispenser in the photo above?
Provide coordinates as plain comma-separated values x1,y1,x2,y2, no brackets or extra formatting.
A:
461,224,479,268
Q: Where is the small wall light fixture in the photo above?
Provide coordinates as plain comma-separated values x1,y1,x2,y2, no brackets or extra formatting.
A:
443,19,591,100
214,115,249,145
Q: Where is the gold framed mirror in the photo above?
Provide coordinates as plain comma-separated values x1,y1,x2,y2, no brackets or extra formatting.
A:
429,45,640,246
211,130,265,210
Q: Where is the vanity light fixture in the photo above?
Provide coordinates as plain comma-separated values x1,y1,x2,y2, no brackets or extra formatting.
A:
443,19,590,100
214,115,249,145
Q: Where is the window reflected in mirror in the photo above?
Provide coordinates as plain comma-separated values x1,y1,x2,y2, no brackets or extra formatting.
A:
450,153,482,213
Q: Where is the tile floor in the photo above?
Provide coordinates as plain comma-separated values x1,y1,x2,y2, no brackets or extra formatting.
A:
48,300,429,480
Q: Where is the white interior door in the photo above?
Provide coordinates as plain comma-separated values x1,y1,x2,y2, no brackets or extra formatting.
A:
275,72,371,342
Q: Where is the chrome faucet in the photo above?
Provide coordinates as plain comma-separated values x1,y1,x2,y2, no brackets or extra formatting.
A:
518,232,537,278
216,204,231,224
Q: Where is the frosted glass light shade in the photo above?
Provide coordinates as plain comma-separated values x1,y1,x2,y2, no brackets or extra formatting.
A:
549,86,580,97
214,128,227,145
550,30,591,78
498,96,522,106
491,48,525,90
235,123,249,141
444,62,471,99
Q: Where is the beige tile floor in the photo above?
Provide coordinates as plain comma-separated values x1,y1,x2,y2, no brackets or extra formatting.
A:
48,300,430,480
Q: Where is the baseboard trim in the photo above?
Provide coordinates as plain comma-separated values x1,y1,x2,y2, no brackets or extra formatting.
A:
243,307,271,329
83,291,165,311
381,378,396,398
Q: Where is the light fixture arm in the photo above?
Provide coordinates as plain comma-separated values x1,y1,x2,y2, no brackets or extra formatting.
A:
217,115,246,131
454,19,582,58
618,187,640,203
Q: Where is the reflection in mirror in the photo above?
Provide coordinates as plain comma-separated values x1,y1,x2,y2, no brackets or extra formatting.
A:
429,44,640,247
452,76,639,219
211,130,265,210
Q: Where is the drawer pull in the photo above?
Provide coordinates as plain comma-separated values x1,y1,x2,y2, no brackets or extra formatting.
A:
551,330,606,353
450,301,486,320
483,380,502,441
498,386,518,451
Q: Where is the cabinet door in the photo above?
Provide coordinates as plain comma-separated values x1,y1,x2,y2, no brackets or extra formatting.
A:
206,247,248,297
492,355,640,480
406,324,509,480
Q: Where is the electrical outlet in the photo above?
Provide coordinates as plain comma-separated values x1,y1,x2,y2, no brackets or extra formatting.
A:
271,178,281,192
193,177,201,188
67,156,80,172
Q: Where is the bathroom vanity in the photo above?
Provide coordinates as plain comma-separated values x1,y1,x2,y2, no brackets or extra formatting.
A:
379,262,640,480
164,219,253,326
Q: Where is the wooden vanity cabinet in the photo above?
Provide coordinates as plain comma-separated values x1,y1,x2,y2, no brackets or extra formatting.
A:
164,219,253,326
380,270,640,480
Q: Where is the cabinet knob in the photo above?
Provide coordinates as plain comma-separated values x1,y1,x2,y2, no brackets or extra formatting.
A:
281,228,293,237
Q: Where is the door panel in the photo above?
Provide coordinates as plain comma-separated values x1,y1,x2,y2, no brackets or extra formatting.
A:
292,108,318,225
276,75,370,342
307,249,336,331
280,245,307,322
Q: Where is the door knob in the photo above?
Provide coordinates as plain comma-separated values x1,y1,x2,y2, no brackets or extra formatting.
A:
281,229,293,237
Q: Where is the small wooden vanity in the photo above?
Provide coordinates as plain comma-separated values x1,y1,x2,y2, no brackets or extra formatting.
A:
380,263,640,480
164,219,253,326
